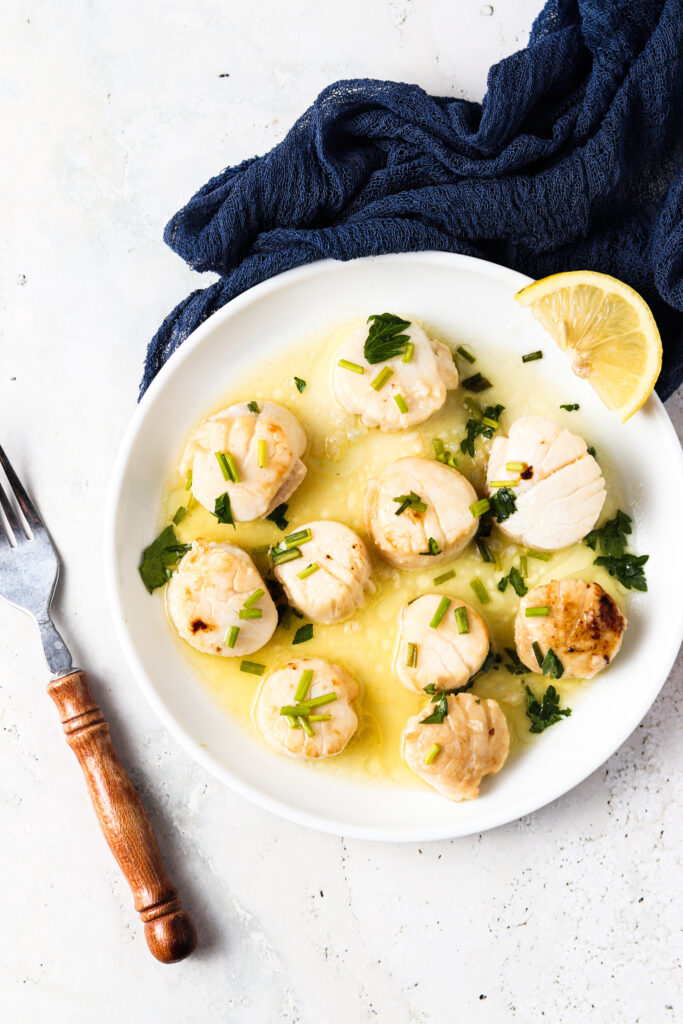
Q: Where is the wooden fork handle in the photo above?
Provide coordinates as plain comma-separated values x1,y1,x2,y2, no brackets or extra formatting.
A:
47,669,197,964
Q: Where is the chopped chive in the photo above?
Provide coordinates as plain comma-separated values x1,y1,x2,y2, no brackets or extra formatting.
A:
433,569,455,585
173,505,188,525
532,641,544,667
240,660,265,676
393,491,427,515
247,400,260,413
424,743,441,766
527,549,552,561
470,577,490,604
239,608,262,620
464,397,483,421
454,606,469,634
271,546,303,566
286,714,300,729
525,606,549,617
280,705,311,717
215,451,232,481
251,544,270,556
257,439,268,468
297,563,319,579
522,350,543,363
294,376,306,393
294,669,313,702
406,642,418,667
293,623,314,645
457,345,475,364
298,692,338,710
184,470,193,490
490,480,518,488
394,393,409,414
300,716,314,737
560,403,579,411
338,359,364,374
285,528,312,548
430,597,451,629
244,588,264,609
225,625,240,649
470,498,491,518
481,416,500,430
309,714,332,722
432,438,445,457
520,556,528,578
476,539,495,563
421,537,441,556
370,366,393,391
462,373,492,392
224,452,240,482
506,462,527,472
401,342,414,363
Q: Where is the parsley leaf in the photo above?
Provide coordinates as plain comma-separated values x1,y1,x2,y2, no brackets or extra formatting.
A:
138,525,191,593
214,492,236,528
594,553,648,591
293,623,314,645
489,487,516,523
266,503,289,530
504,647,527,675
294,377,306,393
584,509,632,557
460,404,504,457
540,647,564,679
420,650,500,725
247,400,260,413
364,313,411,364
525,684,571,733
498,566,527,596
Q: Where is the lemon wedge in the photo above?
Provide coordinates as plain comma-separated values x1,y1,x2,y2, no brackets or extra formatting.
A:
515,270,662,421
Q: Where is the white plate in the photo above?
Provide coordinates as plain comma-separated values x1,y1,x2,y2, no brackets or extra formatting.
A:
105,253,683,841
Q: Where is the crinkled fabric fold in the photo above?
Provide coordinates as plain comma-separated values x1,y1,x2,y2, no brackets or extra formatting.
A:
142,0,683,400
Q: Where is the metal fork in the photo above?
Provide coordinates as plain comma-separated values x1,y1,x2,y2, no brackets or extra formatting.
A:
0,447,196,963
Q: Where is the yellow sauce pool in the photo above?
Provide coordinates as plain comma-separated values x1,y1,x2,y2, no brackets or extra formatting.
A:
161,320,626,788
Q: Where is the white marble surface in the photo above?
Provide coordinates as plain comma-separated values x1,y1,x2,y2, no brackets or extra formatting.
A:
1,2,681,1021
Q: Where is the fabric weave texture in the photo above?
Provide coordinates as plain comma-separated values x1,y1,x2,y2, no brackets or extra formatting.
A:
142,0,683,400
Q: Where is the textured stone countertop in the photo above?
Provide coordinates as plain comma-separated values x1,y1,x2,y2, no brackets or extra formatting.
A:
1,2,681,1021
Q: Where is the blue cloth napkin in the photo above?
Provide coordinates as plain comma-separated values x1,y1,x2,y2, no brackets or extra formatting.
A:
142,0,683,400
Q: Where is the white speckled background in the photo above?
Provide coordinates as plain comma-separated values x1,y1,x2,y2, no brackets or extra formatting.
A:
1,2,681,1021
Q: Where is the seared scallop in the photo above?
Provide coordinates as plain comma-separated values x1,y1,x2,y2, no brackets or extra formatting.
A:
364,456,478,569
403,692,509,801
166,540,277,656
396,594,490,693
515,579,626,678
332,321,458,430
273,520,372,624
256,657,360,759
179,401,307,521
486,416,605,550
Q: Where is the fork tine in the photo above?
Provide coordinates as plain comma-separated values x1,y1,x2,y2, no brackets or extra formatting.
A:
0,445,42,530
0,477,21,542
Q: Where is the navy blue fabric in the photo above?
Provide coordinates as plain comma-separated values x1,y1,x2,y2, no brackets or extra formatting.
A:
142,0,683,400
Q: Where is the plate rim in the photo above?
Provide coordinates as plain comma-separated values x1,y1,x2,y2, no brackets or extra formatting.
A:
104,251,683,842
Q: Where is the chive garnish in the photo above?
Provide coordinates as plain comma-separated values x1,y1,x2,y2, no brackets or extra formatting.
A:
298,692,338,710
280,705,311,717
300,717,314,738
525,606,549,617
173,505,188,525
481,416,500,430
464,397,483,421
309,714,332,722
285,528,312,548
490,480,518,488
433,569,455,585
421,537,441,556
247,400,260,413
239,608,262,620
476,538,495,563
244,588,264,609
506,462,527,472
432,438,445,457
520,555,528,578
225,452,240,482
560,403,579,411
470,577,490,604
293,623,314,645
424,743,441,766
532,641,544,667
394,393,409,414
470,498,491,518
271,545,303,566
406,643,418,667
430,597,451,629
286,714,300,729
393,491,427,516
522,350,543,363
294,669,313,703
370,366,393,391
338,359,364,374
457,345,475,364
185,470,193,491
257,439,268,468
527,549,552,561
225,625,240,649
240,661,265,676
402,342,414,363
294,377,306,393
215,451,232,481
462,373,492,392
297,563,319,579
454,606,469,635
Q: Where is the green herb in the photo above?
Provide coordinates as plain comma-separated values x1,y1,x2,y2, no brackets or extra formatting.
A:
266,503,289,530
294,669,313,702
225,626,240,649
406,643,418,667
244,588,264,609
527,549,552,561
460,403,504,457
560,403,580,411
429,597,451,629
215,450,240,483
540,648,564,679
498,567,527,596
490,480,518,488
337,358,365,374
432,437,459,467
522,350,543,363
421,693,449,724
294,376,306,393
587,445,597,459
424,743,441,766
286,715,300,729
394,393,409,414
138,525,191,593
280,704,311,718
532,641,544,667
214,492,236,528
476,538,495,563
309,714,332,723
519,555,528,578
504,647,527,675
525,606,549,617
298,692,338,710
489,487,516,523
185,470,193,490
297,563,319,579
469,577,489,604
584,509,632,557
497,575,508,593
506,462,527,472
525,684,571,732
421,537,441,556
285,528,312,548
402,342,414,363
393,490,427,516
240,661,265,676
271,545,303,566
457,345,475,364
594,553,648,591
239,608,262,620
247,400,260,413
300,717,315,737
462,373,492,392
293,623,314,645
433,569,455,585
370,366,394,391
257,439,268,468
454,606,469,634
470,498,491,518
172,505,188,525
364,313,411,364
